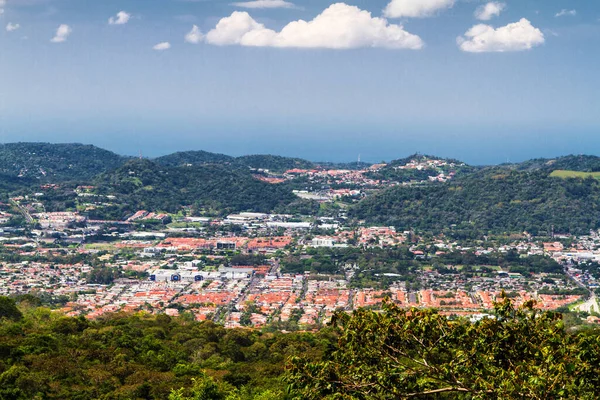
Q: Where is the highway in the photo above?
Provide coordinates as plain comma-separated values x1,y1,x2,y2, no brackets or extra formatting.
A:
9,199,34,224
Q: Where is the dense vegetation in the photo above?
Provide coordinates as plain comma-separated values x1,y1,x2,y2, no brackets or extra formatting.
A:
233,155,315,173
515,155,600,173
155,151,315,173
280,247,565,289
91,159,297,219
352,169,600,234
287,298,600,399
365,154,475,183
2,296,599,399
6,144,600,235
0,143,128,181
0,173,32,201
154,151,234,167
0,296,329,400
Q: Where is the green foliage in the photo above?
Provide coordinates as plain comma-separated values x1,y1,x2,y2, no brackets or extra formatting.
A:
234,155,315,173
352,168,600,234
436,250,562,274
0,296,23,321
90,159,297,219
155,150,234,167
85,266,122,284
516,155,600,173
281,247,419,288
364,154,473,183
286,298,600,399
550,170,600,179
0,142,128,181
155,151,315,174
0,310,326,399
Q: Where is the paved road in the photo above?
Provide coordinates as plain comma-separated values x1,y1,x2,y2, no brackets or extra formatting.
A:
573,295,599,313
564,263,598,313
9,199,33,224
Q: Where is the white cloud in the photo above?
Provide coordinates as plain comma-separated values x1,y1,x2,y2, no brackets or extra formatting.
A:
185,24,203,43
205,3,424,50
51,24,71,43
555,9,576,18
384,0,454,18
205,11,264,46
475,2,505,21
0,0,5,16
153,41,171,50
231,0,294,9
457,18,544,52
109,11,131,25
6,22,19,31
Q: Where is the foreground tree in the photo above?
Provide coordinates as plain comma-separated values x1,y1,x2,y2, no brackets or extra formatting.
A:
286,298,600,399
0,296,23,321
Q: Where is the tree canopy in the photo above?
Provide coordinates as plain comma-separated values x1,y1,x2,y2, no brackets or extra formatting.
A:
286,298,600,399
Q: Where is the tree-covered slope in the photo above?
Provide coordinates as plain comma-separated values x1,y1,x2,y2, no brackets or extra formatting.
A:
351,168,600,234
365,154,475,183
155,152,315,173
234,155,315,173
154,150,234,167
512,155,600,172
0,173,33,201
0,143,128,181
288,299,600,399
93,159,296,217
0,296,326,400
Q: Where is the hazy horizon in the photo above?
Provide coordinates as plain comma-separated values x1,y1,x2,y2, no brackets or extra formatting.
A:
1,0,599,165
2,138,599,167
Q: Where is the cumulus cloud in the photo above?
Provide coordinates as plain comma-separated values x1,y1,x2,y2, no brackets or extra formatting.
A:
51,24,71,43
384,0,454,18
185,24,203,43
230,0,294,9
205,3,424,49
555,9,576,17
457,18,544,52
153,41,171,50
475,2,505,21
109,11,131,25
6,22,19,31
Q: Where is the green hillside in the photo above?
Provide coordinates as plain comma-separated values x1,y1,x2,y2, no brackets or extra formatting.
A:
1,297,598,399
0,297,325,399
155,152,315,173
0,143,128,181
351,168,600,234
514,155,600,172
154,150,234,167
91,159,296,219
550,170,600,179
234,155,315,173
365,154,475,183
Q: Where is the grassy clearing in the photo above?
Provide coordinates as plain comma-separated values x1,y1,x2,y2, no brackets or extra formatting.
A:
550,170,600,179
84,243,117,250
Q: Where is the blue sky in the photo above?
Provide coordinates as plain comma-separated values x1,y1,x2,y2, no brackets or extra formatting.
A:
0,0,599,164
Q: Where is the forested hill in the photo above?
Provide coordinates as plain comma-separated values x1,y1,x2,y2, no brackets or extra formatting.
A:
155,151,315,173
365,154,476,183
154,150,234,166
350,167,600,235
92,159,297,218
234,155,315,173
0,143,128,181
387,153,465,167
512,155,600,172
